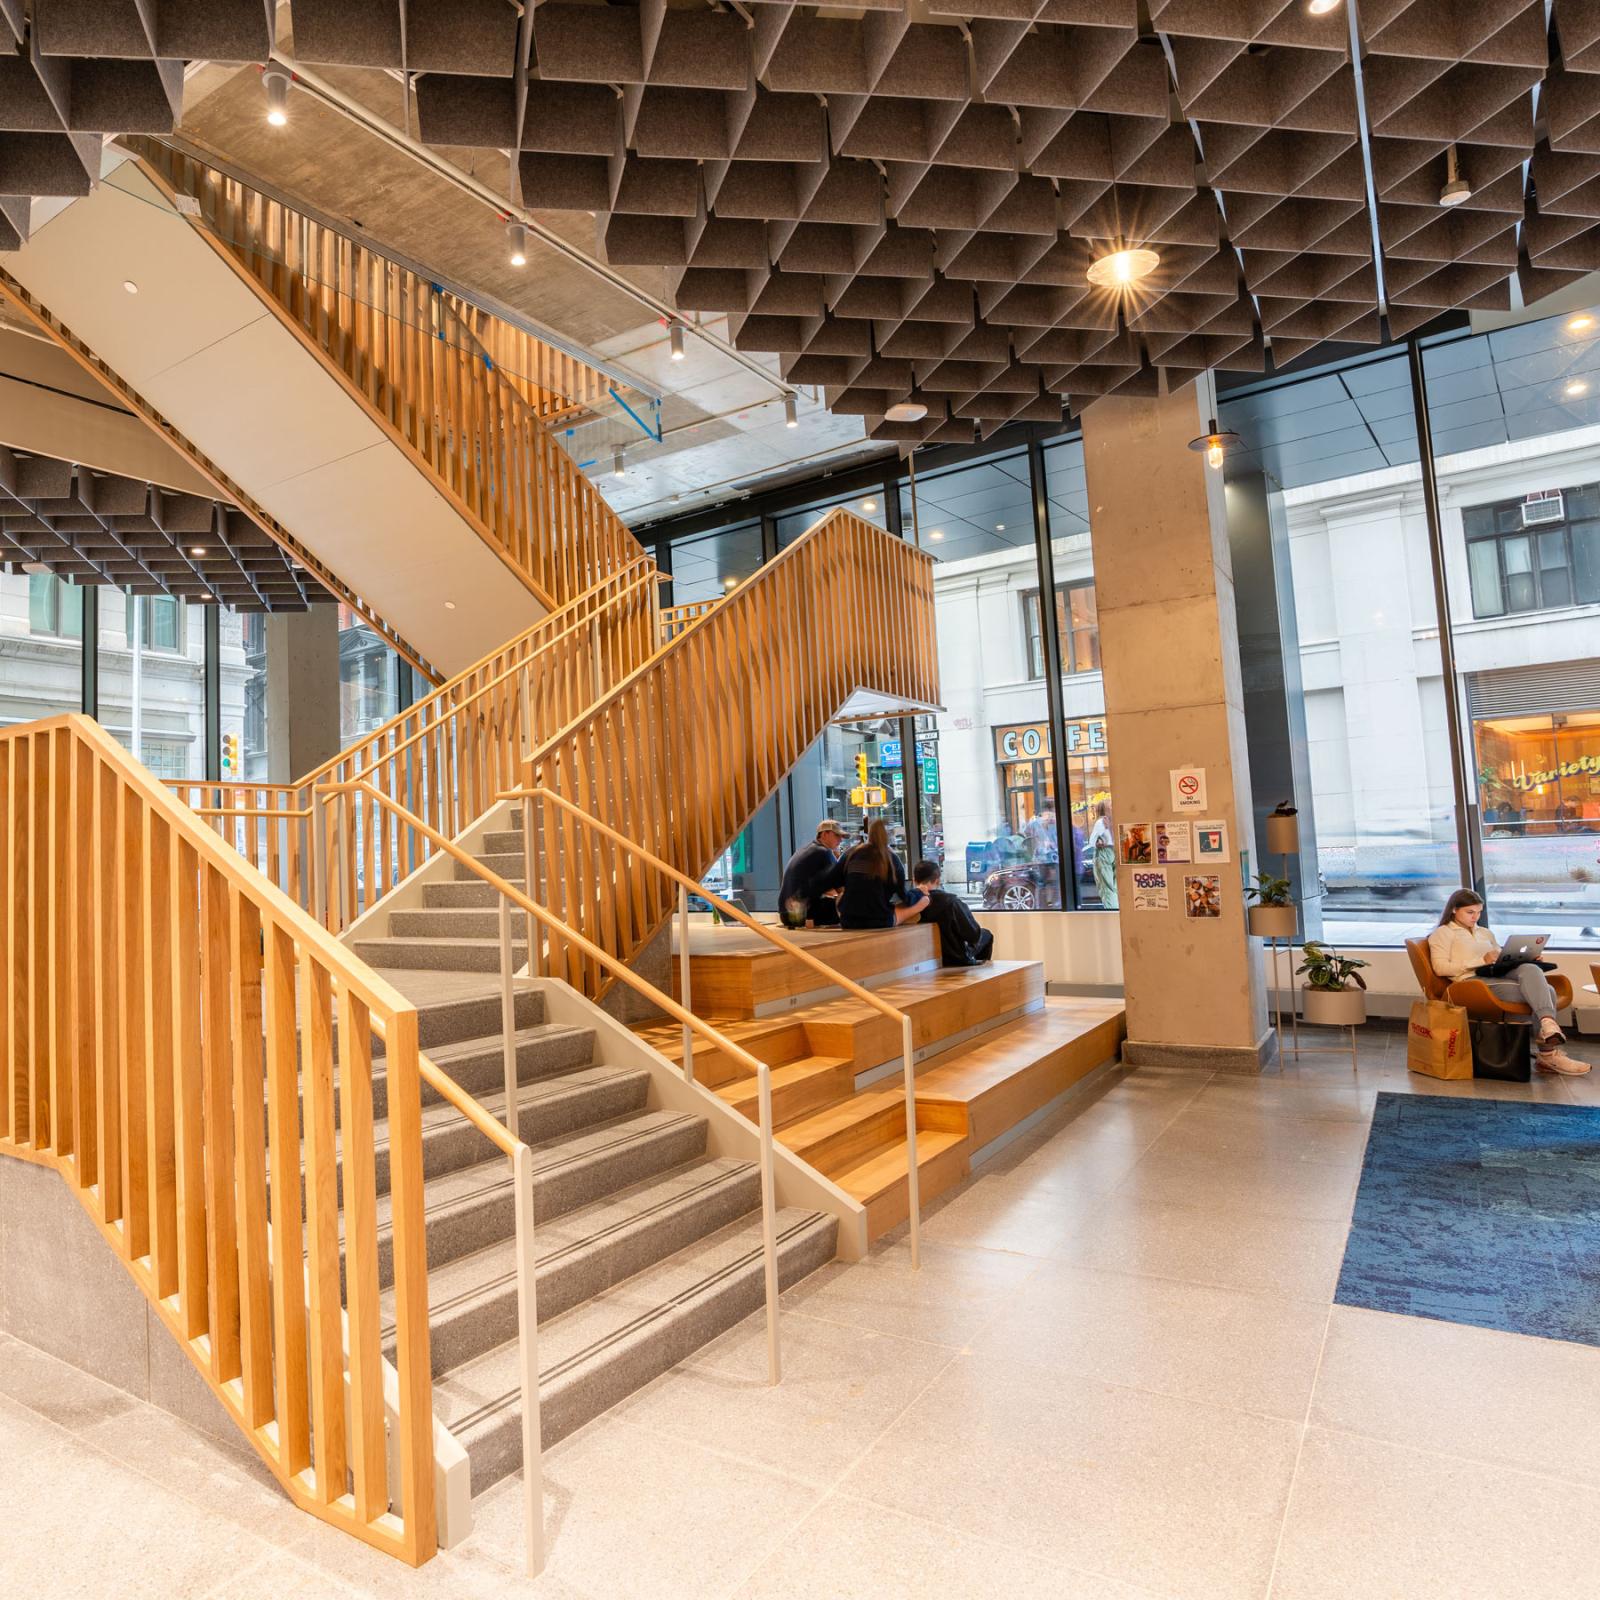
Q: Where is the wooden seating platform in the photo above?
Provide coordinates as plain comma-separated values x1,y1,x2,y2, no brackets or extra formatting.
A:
642,922,1127,1243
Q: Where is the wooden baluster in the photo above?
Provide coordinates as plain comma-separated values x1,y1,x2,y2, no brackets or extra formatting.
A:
231,891,274,1430
263,917,310,1478
144,808,177,1297
28,732,47,1147
200,863,240,1385
2,737,18,1145
48,728,71,1157
93,759,121,1223
299,959,348,1504
119,787,149,1259
72,743,96,1185
337,987,386,1523
170,836,207,1340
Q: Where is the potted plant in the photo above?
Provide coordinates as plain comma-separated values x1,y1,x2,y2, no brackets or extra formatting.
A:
1246,871,1297,938
1297,941,1369,1026
1265,801,1299,856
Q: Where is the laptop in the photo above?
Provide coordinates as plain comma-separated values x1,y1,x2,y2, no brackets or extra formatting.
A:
1475,934,1550,977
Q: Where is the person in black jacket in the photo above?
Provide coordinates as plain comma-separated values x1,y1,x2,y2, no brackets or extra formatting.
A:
822,819,926,929
912,860,995,967
777,819,846,928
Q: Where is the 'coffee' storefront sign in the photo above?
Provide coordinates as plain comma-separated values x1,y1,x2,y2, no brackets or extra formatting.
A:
994,719,1107,761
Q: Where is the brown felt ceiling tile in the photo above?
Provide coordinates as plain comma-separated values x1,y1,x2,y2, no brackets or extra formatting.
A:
1359,0,1546,67
1556,0,1600,71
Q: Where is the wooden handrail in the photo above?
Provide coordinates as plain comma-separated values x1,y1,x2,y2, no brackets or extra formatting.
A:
127,140,649,614
170,559,661,926
0,715,438,1564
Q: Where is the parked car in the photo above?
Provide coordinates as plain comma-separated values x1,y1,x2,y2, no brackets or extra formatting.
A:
982,861,1058,910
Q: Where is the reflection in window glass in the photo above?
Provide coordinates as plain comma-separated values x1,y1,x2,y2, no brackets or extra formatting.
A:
1222,349,1458,943
669,521,763,606
2,572,84,727
99,585,206,779
901,453,1065,909
1425,305,1600,943
339,606,401,746
219,606,267,782
776,490,887,548
1044,439,1113,908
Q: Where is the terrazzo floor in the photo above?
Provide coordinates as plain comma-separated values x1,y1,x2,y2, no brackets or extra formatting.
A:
6,1023,1600,1600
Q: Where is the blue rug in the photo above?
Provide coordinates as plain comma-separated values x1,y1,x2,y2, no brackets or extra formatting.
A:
1336,1092,1600,1346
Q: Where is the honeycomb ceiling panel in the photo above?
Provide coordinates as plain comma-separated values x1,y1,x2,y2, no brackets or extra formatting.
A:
5,0,1600,445
0,445,332,610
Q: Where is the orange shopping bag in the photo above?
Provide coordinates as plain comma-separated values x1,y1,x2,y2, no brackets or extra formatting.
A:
1406,999,1472,1080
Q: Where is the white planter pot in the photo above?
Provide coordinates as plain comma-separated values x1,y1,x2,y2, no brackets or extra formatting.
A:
1265,813,1299,855
1248,904,1298,939
1302,985,1366,1027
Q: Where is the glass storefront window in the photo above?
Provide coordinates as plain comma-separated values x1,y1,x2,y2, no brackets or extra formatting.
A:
1424,305,1600,943
776,490,887,548
669,520,763,606
2,572,84,727
339,607,402,746
99,585,206,779
900,452,1063,909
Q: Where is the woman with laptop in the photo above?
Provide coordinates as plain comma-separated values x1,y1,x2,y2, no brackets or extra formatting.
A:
1428,890,1589,1075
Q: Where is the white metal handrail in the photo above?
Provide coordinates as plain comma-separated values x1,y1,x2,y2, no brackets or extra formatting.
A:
319,778,785,1572
503,783,922,1268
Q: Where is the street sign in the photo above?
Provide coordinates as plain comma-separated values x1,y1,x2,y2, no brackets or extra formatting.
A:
922,756,939,794
880,739,902,767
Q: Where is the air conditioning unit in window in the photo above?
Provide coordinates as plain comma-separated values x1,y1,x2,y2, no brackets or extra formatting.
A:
1522,491,1565,525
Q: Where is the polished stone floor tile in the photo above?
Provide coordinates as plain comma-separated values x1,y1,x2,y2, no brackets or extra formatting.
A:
843,1356,1302,1600
778,1236,1036,1347
612,1308,957,1486
1146,1104,1373,1169
731,1492,1163,1600
1054,1192,1351,1304
967,1259,1330,1420
1311,1305,1600,1487
1192,1074,1382,1123
1112,1140,1362,1223
0,1326,140,1431
912,1175,1082,1256
0,1389,68,1465
1269,1427,1600,1600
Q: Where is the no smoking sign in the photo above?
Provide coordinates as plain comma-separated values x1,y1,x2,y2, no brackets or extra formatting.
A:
1169,766,1208,812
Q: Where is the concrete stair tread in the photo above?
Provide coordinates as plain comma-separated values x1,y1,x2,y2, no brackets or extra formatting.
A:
390,907,531,938
408,1063,645,1146
377,1156,760,1359
370,1109,706,1241
421,1021,593,1077
832,1129,969,1206
351,935,528,973
434,1206,838,1472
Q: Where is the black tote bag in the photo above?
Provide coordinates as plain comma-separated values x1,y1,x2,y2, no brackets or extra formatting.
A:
1470,1019,1533,1082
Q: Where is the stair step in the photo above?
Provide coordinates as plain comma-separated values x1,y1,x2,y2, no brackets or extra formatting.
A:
380,1156,762,1374
358,1065,651,1198
390,906,531,940
453,852,526,882
777,1087,909,1177
422,880,512,910
369,980,545,1053
718,1056,853,1126
351,936,528,973
437,1206,838,1488
364,1109,710,1288
481,828,525,855
835,1129,970,1237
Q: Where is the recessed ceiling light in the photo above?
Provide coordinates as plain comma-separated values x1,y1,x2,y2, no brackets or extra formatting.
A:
929,529,944,541
263,67,290,127
190,546,205,556
1569,315,1595,334
862,498,877,512
1565,378,1589,397
723,576,738,589
1307,0,1342,14
1086,247,1160,289
886,400,928,423
995,523,1005,532
444,600,457,610
122,280,138,295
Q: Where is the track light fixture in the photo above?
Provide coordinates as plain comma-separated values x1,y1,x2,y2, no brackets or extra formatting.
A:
263,67,290,127
612,448,626,479
506,221,527,267
783,394,798,427
669,322,685,361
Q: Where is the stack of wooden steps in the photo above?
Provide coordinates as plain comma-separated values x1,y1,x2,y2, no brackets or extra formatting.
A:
646,923,1127,1241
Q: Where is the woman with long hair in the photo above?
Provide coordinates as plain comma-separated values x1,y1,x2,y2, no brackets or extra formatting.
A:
1086,799,1118,909
1427,889,1588,1075
823,817,926,930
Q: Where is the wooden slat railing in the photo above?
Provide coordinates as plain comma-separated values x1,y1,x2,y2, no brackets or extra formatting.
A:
0,714,441,1565
127,139,648,613
519,508,939,986
170,558,661,925
659,598,723,643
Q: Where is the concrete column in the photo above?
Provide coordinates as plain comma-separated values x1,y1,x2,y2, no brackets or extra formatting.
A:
1082,378,1273,1071
264,606,341,783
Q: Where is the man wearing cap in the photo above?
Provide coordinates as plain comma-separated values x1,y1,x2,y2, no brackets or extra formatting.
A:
778,820,846,928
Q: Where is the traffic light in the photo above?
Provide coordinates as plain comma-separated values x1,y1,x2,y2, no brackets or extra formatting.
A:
220,731,240,776
854,752,869,787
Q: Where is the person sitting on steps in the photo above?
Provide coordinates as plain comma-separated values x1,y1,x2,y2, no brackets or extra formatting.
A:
1426,889,1589,1076
820,817,926,930
911,859,995,968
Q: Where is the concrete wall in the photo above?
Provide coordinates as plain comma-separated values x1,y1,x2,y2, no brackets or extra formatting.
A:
0,1158,239,1450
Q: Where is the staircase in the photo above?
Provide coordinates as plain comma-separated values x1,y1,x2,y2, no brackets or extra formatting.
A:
345,811,838,1487
0,141,647,676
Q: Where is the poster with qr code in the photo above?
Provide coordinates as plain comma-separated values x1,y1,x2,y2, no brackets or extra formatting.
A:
1130,869,1169,911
